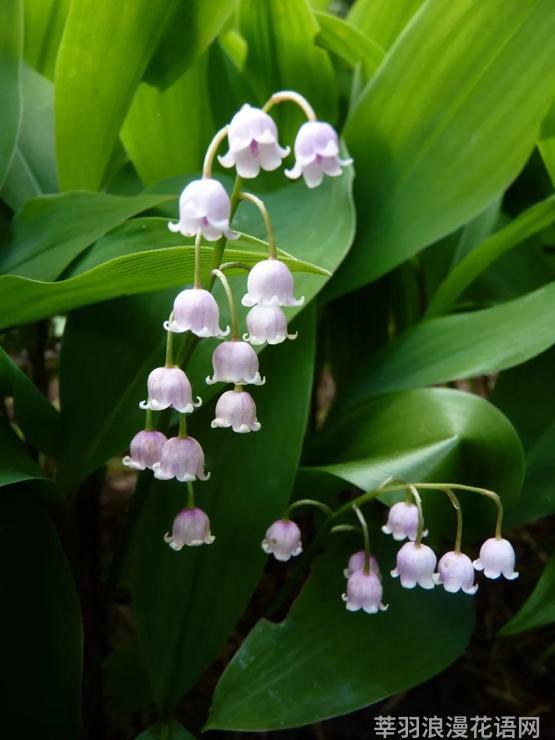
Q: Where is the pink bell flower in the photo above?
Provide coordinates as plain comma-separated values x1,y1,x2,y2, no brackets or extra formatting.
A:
261,519,302,562
241,259,304,308
122,430,167,471
243,304,298,345
152,436,210,483
391,542,437,590
434,551,479,594
343,550,381,580
342,571,388,614
211,389,261,433
164,507,215,549
473,537,519,580
206,341,265,386
285,121,352,189
139,366,201,414
168,178,237,241
165,288,230,338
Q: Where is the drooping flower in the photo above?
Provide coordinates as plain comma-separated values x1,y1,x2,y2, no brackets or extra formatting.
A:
139,366,201,413
473,537,519,580
285,121,352,189
122,430,167,471
342,570,388,614
434,551,478,594
164,507,215,550
211,389,261,433
165,288,230,338
243,304,298,346
343,550,381,580
241,259,304,308
153,436,210,482
206,341,265,386
168,178,237,241
218,104,290,178
261,519,302,562
391,542,437,589
381,501,428,542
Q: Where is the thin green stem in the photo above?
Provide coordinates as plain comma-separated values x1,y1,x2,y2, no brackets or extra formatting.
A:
286,499,333,519
353,505,371,573
144,408,155,432
407,485,425,546
212,268,239,340
193,231,203,289
220,261,252,273
330,524,361,535
238,192,277,259
164,319,174,367
187,482,195,509
443,488,463,553
202,126,229,179
178,413,188,439
263,90,317,121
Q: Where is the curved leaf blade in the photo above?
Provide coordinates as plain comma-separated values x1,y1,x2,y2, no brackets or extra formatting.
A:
0,0,22,188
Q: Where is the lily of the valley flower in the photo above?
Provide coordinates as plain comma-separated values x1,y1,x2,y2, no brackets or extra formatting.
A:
168,178,237,241
391,542,437,590
153,436,209,482
122,430,167,471
262,519,302,561
382,501,428,542
434,551,478,594
342,570,388,614
473,537,519,580
206,341,265,386
244,304,298,346
218,104,290,178
211,389,261,433
343,550,381,580
139,366,201,414
165,288,230,338
241,259,304,308
164,507,215,549
285,121,352,189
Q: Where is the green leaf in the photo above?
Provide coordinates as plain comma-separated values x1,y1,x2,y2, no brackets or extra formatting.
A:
539,98,555,186
1,64,57,211
0,490,82,738
0,0,22,188
0,416,54,493
55,0,179,191
341,282,555,407
122,57,213,187
135,721,195,740
130,308,316,712
206,543,473,731
314,11,384,77
499,546,555,636
333,0,555,296
0,191,173,280
23,0,69,79
427,195,555,317
347,0,424,50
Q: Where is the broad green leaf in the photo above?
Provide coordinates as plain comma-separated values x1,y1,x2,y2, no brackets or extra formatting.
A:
122,57,213,187
206,543,473,731
131,308,316,712
333,0,555,296
427,195,555,317
1,64,57,211
539,99,555,186
23,0,69,79
499,547,555,636
105,639,152,716
0,490,82,739
0,191,173,280
55,0,178,190
347,0,424,50
342,282,555,407
449,196,503,268
314,11,384,77
0,417,53,492
135,721,195,740
0,0,22,188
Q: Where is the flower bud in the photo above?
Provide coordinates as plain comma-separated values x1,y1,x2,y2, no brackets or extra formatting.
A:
285,121,352,189
381,501,428,542
218,104,290,178
391,542,437,589
243,304,298,345
473,537,519,580
206,341,265,386
164,507,215,549
342,570,388,614
434,551,478,594
165,288,230,338
211,389,261,433
122,430,167,471
152,436,210,482
140,366,201,413
168,178,237,241
261,519,302,561
343,550,381,580
241,259,304,308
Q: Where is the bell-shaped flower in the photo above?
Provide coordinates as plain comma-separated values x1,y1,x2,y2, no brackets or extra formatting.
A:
343,550,381,580
285,121,352,189
218,104,290,178
391,542,437,589
164,507,215,550
165,288,230,338
168,178,237,241
123,430,167,471
382,501,429,542
434,551,478,594
140,366,201,413
206,341,265,386
261,519,302,562
153,436,210,482
342,570,388,614
473,537,519,580
211,389,261,433
243,304,298,346
241,259,304,308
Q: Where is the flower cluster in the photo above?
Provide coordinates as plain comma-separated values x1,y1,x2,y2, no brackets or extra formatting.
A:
122,92,351,550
